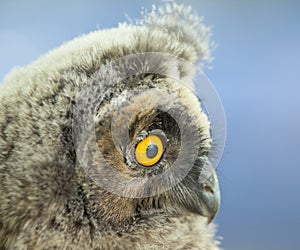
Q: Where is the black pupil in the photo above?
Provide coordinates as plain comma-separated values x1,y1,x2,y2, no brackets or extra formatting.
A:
146,144,158,159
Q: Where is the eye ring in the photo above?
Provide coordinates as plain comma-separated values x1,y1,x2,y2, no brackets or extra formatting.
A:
134,132,166,167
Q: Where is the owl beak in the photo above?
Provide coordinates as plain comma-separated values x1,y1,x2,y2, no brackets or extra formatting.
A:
198,170,221,224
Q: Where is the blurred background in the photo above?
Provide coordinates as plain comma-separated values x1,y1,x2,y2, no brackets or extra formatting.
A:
1,0,299,249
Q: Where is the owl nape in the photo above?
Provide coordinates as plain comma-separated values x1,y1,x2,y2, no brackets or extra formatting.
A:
0,3,222,250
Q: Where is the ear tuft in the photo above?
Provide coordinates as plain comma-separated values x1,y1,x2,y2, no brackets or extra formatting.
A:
139,2,214,67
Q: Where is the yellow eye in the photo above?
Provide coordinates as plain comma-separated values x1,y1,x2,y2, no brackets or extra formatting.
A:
135,135,164,167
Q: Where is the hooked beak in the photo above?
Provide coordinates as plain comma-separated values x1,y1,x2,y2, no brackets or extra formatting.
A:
198,169,221,224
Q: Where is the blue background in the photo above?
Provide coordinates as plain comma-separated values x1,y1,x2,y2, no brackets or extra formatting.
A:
1,1,299,249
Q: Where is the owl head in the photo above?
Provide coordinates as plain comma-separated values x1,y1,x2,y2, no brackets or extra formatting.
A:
0,3,225,249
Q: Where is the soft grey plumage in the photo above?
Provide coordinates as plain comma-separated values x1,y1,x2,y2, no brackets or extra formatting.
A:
0,3,222,249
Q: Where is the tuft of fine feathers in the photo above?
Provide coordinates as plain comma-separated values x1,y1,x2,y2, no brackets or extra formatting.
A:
0,2,222,249
138,2,213,66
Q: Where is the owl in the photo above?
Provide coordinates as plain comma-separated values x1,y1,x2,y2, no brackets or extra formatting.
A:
0,3,222,250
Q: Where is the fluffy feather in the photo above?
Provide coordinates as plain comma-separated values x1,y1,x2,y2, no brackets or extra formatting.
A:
0,3,221,249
